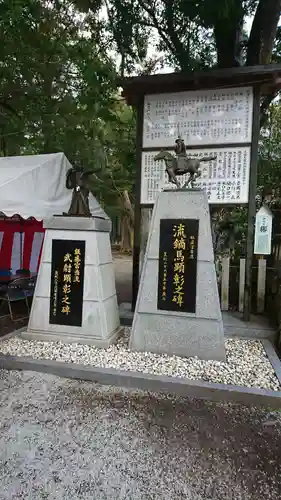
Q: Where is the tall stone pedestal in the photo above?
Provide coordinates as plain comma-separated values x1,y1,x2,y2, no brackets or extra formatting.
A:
22,216,122,347
130,189,226,361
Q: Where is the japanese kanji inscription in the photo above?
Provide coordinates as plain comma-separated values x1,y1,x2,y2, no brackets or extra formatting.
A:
49,239,85,326
157,218,199,313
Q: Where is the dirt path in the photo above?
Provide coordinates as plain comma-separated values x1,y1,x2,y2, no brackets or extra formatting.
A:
113,254,132,304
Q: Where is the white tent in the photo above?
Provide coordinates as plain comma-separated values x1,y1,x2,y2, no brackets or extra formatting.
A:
0,152,108,220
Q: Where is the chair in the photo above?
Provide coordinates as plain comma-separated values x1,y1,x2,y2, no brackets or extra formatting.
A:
0,269,12,298
15,269,30,277
0,277,35,322
0,269,12,277
27,276,37,293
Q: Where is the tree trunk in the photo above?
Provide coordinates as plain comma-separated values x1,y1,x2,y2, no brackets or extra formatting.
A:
120,51,126,78
122,189,134,223
213,0,244,68
214,21,243,68
41,77,54,153
120,214,132,252
247,0,281,65
119,190,134,253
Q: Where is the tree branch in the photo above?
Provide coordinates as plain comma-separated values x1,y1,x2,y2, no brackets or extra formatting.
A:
136,0,177,56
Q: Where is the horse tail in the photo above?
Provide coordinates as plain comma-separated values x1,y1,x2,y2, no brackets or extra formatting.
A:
200,156,217,162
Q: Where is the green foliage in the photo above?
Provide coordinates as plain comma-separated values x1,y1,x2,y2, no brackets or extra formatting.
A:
258,103,281,206
0,0,136,216
213,102,281,256
74,0,280,74
2,0,281,244
212,207,247,258
103,0,218,72
90,100,136,217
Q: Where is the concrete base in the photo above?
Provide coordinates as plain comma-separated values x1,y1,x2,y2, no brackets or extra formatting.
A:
120,302,277,341
43,216,111,232
223,311,277,341
25,216,122,347
130,190,226,361
21,326,124,348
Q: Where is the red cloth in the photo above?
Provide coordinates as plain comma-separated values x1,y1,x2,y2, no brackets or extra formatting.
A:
0,217,44,271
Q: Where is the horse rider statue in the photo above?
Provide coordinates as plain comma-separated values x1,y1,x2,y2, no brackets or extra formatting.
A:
154,134,217,189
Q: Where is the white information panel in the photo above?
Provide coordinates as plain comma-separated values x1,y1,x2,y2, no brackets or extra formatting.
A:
143,87,253,148
141,147,251,205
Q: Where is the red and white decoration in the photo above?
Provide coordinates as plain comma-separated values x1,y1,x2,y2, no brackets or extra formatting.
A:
0,218,44,273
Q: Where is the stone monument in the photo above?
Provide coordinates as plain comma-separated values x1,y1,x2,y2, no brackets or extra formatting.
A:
129,138,226,361
22,166,123,347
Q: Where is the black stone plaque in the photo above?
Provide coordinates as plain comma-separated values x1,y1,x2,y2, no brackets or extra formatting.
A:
49,239,85,326
157,218,199,313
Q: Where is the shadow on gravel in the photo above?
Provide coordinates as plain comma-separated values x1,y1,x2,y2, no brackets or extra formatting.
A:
56,382,281,500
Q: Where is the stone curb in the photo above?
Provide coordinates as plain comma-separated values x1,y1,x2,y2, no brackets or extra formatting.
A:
0,350,281,408
0,326,26,343
262,339,281,385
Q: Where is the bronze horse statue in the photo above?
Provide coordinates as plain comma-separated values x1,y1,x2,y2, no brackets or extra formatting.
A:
154,150,217,189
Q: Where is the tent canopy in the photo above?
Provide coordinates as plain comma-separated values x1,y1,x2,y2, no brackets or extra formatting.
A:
0,152,108,220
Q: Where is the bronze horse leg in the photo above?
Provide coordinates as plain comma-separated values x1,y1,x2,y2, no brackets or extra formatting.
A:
165,158,181,188
166,167,181,188
182,174,193,189
182,168,201,189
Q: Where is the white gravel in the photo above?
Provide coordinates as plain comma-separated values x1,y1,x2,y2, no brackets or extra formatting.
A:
1,329,280,391
1,370,281,500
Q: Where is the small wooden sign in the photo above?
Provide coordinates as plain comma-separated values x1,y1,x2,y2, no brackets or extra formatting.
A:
254,204,273,255
157,218,199,313
49,239,85,326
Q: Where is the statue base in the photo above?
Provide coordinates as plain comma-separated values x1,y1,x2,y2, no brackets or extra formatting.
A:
129,189,226,361
22,216,122,347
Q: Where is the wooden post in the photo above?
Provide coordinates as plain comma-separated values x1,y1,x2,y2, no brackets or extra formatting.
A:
257,257,266,313
132,98,144,311
243,87,261,321
221,256,230,311
239,258,246,313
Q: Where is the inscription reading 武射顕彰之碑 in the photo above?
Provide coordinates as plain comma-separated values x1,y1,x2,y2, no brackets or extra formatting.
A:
49,239,85,327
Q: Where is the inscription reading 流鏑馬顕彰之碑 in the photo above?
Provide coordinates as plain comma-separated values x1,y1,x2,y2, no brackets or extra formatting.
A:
157,219,199,313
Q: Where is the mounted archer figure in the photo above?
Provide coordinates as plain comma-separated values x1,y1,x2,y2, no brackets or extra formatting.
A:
154,134,217,189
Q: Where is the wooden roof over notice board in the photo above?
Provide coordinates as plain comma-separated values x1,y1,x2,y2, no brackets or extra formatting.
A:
120,64,281,106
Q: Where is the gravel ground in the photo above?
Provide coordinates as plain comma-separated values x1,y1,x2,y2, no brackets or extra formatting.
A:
1,369,281,500
1,330,280,391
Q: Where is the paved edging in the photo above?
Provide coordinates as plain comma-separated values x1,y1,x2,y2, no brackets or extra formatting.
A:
119,304,277,342
1,351,281,408
262,339,281,384
0,327,27,343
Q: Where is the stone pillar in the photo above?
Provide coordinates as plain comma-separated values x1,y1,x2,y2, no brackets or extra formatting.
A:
129,189,226,361
139,207,152,276
22,216,123,347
